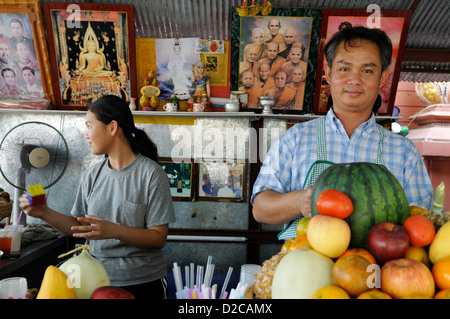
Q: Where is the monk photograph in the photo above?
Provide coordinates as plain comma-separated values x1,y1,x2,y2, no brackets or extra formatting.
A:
238,15,313,111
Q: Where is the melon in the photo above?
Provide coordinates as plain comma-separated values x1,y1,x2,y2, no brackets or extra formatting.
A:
311,162,410,249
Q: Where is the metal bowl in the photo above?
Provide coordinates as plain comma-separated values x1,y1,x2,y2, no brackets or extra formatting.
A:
258,96,276,106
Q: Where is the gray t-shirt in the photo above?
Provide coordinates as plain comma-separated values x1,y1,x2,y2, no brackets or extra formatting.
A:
70,154,176,286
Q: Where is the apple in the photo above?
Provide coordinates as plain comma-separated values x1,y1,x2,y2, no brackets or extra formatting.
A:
381,258,435,299
367,221,409,264
91,286,135,299
306,215,351,258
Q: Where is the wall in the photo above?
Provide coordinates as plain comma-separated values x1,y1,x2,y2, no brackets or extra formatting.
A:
0,110,288,274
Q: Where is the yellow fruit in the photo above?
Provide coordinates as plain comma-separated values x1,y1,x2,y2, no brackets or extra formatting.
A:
312,285,350,299
253,252,286,299
280,234,311,253
434,289,450,299
36,266,76,299
409,205,429,216
357,289,392,299
405,246,431,268
296,217,311,237
429,221,450,264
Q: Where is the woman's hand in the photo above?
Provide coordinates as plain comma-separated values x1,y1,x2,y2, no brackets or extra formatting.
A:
298,187,312,218
71,215,118,240
18,193,47,219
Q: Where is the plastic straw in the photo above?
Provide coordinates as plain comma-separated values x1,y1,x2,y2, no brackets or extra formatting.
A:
220,267,233,299
14,211,23,232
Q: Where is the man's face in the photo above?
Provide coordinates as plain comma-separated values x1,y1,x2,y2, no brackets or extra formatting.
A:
0,43,9,63
22,69,35,85
3,70,15,86
16,42,29,59
10,22,23,38
267,43,278,59
292,67,305,83
325,39,389,113
246,47,258,63
241,72,254,87
259,64,270,80
284,29,296,45
252,30,264,46
268,19,280,36
274,72,286,89
288,47,302,64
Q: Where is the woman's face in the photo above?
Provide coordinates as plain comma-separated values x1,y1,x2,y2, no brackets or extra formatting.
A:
85,110,112,155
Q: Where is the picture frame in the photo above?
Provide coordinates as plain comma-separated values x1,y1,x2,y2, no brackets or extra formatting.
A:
230,7,321,114
159,157,195,201
197,161,246,202
313,9,412,115
44,2,136,110
0,0,54,106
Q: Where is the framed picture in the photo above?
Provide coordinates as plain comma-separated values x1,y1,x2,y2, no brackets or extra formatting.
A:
197,161,246,202
44,2,136,110
160,158,195,201
313,9,411,115
230,7,321,114
0,0,54,105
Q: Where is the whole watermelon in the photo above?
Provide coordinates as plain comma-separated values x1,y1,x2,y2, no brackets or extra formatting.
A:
310,162,410,249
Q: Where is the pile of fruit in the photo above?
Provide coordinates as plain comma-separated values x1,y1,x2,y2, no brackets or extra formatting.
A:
252,163,450,299
34,245,134,299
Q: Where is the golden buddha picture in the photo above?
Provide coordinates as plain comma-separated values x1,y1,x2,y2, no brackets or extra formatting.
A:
48,7,133,108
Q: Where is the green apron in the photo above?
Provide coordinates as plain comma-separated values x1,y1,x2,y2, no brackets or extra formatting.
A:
277,116,385,240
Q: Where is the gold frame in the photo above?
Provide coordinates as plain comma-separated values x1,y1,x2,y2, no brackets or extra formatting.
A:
0,0,54,105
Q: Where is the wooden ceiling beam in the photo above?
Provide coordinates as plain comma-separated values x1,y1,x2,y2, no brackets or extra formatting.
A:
402,48,450,63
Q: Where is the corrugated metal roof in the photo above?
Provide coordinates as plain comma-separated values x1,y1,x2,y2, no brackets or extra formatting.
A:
42,0,449,82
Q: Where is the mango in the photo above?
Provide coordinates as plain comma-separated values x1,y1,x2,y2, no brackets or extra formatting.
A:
36,265,76,299
429,221,450,264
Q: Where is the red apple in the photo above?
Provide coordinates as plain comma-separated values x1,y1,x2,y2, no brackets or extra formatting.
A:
381,258,435,299
367,221,409,264
91,286,135,299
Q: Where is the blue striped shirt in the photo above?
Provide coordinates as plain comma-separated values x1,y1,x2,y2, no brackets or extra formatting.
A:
251,109,433,210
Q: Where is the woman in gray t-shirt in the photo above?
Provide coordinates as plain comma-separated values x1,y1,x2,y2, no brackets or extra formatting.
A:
19,95,175,299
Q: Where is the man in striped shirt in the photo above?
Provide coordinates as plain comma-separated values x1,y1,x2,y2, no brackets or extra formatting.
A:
251,26,433,238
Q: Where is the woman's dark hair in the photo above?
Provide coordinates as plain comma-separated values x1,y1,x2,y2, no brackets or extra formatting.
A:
324,25,392,72
88,95,159,163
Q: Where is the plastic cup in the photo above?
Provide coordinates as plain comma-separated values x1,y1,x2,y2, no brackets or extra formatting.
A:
0,277,29,299
239,264,261,286
0,229,12,255
4,225,24,253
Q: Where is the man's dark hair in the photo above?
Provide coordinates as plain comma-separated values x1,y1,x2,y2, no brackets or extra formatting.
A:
324,25,392,72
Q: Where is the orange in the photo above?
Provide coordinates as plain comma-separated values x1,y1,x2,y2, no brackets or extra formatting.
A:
312,285,351,299
404,246,431,268
295,217,311,237
432,256,450,290
403,214,436,247
338,248,377,265
434,289,450,299
356,290,392,299
409,205,430,216
280,234,311,253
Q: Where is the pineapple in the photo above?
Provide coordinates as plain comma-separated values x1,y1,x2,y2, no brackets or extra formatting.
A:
253,252,286,299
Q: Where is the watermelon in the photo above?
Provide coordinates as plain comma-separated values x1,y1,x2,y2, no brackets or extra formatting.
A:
310,162,410,249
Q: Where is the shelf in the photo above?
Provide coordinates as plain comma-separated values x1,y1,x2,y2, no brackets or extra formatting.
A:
0,107,401,122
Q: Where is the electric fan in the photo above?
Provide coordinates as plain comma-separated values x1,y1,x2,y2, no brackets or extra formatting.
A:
0,121,69,191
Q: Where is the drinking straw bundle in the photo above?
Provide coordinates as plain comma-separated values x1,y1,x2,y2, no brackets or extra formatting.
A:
172,256,233,299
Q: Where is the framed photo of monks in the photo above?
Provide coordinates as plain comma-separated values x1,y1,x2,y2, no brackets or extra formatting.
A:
44,2,136,110
0,0,54,107
313,9,411,115
230,7,321,114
